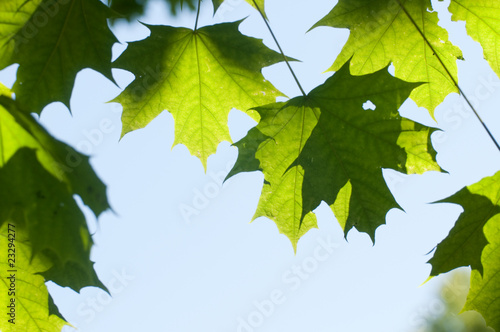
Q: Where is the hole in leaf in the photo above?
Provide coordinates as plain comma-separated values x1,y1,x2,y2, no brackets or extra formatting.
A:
363,100,376,111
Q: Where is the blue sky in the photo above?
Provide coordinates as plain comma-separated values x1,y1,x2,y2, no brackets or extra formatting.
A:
3,0,499,331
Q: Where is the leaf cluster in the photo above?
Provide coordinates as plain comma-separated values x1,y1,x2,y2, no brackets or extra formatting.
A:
0,0,499,330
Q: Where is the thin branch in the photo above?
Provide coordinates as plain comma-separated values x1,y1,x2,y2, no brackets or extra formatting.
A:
194,0,202,31
251,0,306,97
395,0,500,153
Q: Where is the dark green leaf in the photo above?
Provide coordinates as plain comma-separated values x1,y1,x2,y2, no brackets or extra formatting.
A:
10,0,118,113
230,61,441,246
296,62,441,239
0,93,109,292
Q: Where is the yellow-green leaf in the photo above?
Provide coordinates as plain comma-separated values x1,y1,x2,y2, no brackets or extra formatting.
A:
313,0,463,118
0,0,42,68
447,0,500,78
0,223,68,332
229,101,320,250
113,21,287,169
464,214,500,331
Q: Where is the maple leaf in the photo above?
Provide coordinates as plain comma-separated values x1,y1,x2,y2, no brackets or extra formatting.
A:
428,171,500,330
0,95,108,216
464,213,500,332
0,223,69,332
295,62,442,239
0,92,109,292
0,149,105,292
444,0,500,78
227,101,320,251
312,0,463,118
229,61,442,246
428,179,500,276
113,20,287,169
6,0,117,113
429,172,500,266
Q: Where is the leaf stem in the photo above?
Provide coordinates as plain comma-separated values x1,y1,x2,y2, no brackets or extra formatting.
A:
194,0,202,31
251,0,306,97
396,0,500,153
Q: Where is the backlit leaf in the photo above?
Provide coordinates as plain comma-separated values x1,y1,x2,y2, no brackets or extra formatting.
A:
228,101,319,250
114,20,286,169
230,61,441,246
464,214,500,331
0,223,68,332
429,171,500,330
0,0,42,68
0,93,109,292
313,0,463,117
446,0,500,78
295,62,442,239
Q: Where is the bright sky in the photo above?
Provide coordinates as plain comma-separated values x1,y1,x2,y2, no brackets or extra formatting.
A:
3,0,499,331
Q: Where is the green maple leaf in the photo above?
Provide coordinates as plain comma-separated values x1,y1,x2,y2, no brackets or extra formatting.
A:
228,101,320,250
429,174,500,276
444,0,500,78
0,95,109,216
312,0,463,118
464,213,500,331
429,171,500,330
0,148,105,292
295,62,441,239
0,93,109,292
229,61,441,246
113,21,286,169
0,223,68,332
8,0,117,113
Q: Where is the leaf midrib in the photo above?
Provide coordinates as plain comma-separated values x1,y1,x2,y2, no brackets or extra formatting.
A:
34,0,76,93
